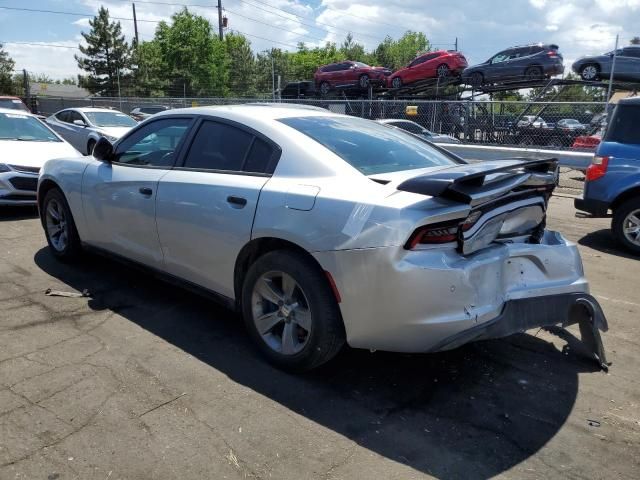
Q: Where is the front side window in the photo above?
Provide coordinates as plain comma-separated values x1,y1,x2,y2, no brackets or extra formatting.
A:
183,121,254,172
113,118,191,167
0,112,61,142
280,116,458,175
621,48,640,58
56,111,70,123
68,111,85,125
491,52,510,64
85,111,137,128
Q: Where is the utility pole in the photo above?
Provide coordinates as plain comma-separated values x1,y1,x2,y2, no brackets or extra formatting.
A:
606,34,619,105
454,37,458,51
23,69,31,111
271,53,275,100
132,3,139,46
217,0,224,41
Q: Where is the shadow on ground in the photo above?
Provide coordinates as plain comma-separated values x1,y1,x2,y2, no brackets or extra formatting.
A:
0,206,38,222
34,248,600,479
578,228,639,261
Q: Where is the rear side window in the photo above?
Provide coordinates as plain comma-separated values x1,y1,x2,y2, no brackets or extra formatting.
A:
622,48,640,58
604,105,640,144
243,137,278,173
393,122,423,134
183,121,253,172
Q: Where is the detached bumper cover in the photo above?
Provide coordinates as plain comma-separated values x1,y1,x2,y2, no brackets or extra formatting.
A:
430,292,609,370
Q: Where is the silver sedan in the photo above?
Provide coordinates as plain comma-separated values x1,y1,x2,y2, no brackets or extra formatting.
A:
37,105,608,371
46,107,137,154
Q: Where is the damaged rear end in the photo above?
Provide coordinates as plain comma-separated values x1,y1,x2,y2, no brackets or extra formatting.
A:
325,158,608,370
397,158,608,369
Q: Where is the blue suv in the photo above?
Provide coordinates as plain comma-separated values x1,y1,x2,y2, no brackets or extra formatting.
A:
575,97,640,254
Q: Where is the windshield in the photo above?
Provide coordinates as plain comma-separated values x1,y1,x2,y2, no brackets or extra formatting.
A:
279,116,458,175
0,112,61,142
0,99,29,112
354,62,370,68
85,111,137,127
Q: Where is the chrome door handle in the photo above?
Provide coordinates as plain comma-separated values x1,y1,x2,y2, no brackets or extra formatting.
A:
139,187,153,196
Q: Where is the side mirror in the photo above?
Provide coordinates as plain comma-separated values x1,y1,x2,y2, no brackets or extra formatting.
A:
93,137,113,162
73,119,87,127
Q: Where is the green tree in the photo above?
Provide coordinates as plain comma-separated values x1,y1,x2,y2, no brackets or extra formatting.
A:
225,33,256,97
630,36,640,45
75,7,132,96
340,33,366,61
0,43,16,95
373,32,429,69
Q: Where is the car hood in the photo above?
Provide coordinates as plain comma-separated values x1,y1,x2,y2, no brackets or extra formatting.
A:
463,62,489,72
0,140,81,167
96,126,133,138
429,134,460,144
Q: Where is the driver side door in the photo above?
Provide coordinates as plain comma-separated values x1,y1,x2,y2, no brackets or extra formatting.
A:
81,117,194,269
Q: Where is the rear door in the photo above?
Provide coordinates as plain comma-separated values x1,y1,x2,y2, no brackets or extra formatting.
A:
618,48,640,80
155,118,280,298
48,110,80,150
81,117,193,268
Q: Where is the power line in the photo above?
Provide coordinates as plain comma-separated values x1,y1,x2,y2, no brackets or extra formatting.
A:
228,29,298,49
0,6,159,23
2,41,81,49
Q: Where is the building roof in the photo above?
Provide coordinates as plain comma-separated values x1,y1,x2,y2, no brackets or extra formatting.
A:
30,83,91,98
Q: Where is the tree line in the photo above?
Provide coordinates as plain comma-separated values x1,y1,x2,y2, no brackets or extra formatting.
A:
76,6,430,98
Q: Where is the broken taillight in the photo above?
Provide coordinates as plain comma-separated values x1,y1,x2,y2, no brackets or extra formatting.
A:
405,211,482,249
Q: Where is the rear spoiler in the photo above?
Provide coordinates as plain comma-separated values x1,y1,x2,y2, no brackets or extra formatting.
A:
397,158,558,206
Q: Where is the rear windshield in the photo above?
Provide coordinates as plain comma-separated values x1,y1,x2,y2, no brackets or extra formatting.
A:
279,116,458,175
0,98,29,112
0,112,60,142
604,104,640,144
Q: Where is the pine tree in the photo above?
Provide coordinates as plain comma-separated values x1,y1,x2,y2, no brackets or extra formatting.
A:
75,7,131,96
0,43,16,95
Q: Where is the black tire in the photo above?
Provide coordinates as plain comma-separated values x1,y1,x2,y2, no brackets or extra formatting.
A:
319,81,330,96
87,139,96,156
359,74,370,89
580,64,600,81
391,76,402,89
525,66,543,80
241,250,346,371
612,197,640,255
436,63,450,78
470,72,483,87
42,188,82,262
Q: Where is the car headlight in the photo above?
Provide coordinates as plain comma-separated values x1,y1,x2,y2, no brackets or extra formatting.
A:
0,163,11,173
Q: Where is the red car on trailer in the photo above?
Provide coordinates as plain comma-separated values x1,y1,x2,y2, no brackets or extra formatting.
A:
387,50,468,89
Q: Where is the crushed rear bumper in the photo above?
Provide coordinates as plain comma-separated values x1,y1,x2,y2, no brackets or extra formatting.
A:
429,292,609,370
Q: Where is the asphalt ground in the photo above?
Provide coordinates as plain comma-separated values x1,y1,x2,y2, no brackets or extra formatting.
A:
0,195,638,480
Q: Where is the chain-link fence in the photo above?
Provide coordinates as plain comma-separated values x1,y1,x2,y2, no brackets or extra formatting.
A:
34,96,609,152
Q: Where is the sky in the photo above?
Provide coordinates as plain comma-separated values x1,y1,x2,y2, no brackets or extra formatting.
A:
0,0,639,79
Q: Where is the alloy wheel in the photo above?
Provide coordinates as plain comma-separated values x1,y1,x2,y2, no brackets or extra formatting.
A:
45,198,69,252
359,75,370,88
437,64,450,77
581,65,598,81
392,77,402,89
251,271,312,355
622,209,640,247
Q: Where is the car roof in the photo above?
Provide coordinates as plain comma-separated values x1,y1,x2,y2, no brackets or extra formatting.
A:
376,118,420,125
0,96,23,100
64,107,122,113
157,104,339,121
0,107,34,116
619,96,640,105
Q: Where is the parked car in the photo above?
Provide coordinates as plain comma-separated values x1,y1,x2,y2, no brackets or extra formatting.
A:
130,105,170,122
280,81,317,99
314,61,391,95
387,50,468,89
46,107,137,154
575,97,640,253
572,46,640,82
463,44,564,86
517,115,547,128
376,119,460,143
557,118,587,132
0,108,80,206
38,104,608,371
0,96,30,113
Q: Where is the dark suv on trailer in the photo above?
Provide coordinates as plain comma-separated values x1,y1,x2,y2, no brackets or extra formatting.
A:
314,61,391,96
463,44,564,86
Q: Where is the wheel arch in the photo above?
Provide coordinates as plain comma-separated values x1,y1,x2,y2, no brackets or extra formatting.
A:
233,236,334,308
37,178,62,219
611,186,640,211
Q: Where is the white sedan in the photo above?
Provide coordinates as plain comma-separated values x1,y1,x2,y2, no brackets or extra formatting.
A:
0,108,80,206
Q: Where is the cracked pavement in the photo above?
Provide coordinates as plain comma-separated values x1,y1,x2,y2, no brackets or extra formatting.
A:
0,196,639,479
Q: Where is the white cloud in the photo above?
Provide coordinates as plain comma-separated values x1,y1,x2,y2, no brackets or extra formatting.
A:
4,40,81,80
530,0,548,8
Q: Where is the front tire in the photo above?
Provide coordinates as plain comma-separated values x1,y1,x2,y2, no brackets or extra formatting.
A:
319,81,330,96
580,64,599,81
612,198,640,254
436,63,450,78
42,188,82,262
391,76,402,89
359,74,370,88
87,139,96,156
470,72,483,87
241,250,345,371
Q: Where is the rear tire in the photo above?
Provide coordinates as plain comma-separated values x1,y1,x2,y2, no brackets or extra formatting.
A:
525,66,543,81
319,81,330,96
359,74,370,89
436,63,450,78
612,198,640,255
241,250,346,371
42,188,82,262
470,72,483,87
